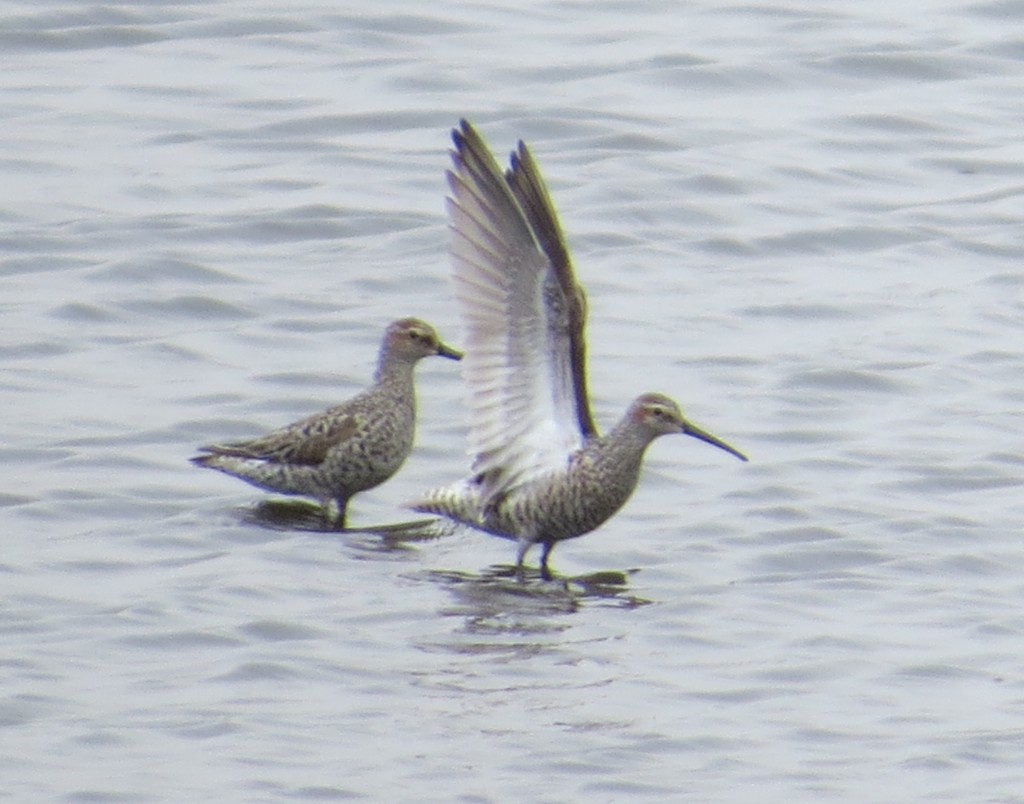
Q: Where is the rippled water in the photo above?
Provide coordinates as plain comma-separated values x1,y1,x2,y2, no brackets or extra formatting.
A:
4,1,1024,801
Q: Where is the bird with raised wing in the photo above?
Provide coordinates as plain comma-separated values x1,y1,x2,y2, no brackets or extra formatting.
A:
193,317,462,528
414,120,747,579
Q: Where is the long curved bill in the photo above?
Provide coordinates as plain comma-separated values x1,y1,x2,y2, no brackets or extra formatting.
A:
682,421,748,462
437,341,464,361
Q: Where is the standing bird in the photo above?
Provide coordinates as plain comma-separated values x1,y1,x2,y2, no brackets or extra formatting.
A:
414,120,747,579
193,317,462,528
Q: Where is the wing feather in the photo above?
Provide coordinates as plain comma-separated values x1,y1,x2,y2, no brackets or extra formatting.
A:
447,120,589,501
199,414,358,467
505,140,597,440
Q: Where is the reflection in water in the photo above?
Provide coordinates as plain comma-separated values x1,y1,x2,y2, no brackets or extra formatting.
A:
237,499,459,556
427,565,652,626
240,499,449,538
228,501,653,618
241,499,339,530
412,567,651,666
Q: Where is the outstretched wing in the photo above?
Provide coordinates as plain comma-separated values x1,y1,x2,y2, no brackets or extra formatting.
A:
447,119,595,502
504,138,596,441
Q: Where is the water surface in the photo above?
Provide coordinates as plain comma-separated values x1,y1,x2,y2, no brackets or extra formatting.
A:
3,1,1024,801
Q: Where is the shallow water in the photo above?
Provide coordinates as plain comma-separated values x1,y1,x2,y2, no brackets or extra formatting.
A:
3,1,1024,801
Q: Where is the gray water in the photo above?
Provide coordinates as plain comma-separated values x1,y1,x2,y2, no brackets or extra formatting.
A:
4,1,1024,801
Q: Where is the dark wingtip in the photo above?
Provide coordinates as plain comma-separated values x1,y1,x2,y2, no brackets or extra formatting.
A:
452,118,475,148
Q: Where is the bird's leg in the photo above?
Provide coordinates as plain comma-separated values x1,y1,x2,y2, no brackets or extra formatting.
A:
539,542,555,581
324,498,348,530
514,538,533,583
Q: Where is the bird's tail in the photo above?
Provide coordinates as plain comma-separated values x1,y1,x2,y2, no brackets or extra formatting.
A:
410,480,483,528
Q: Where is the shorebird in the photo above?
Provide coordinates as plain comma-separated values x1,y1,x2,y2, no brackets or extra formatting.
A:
414,120,747,580
193,317,462,528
